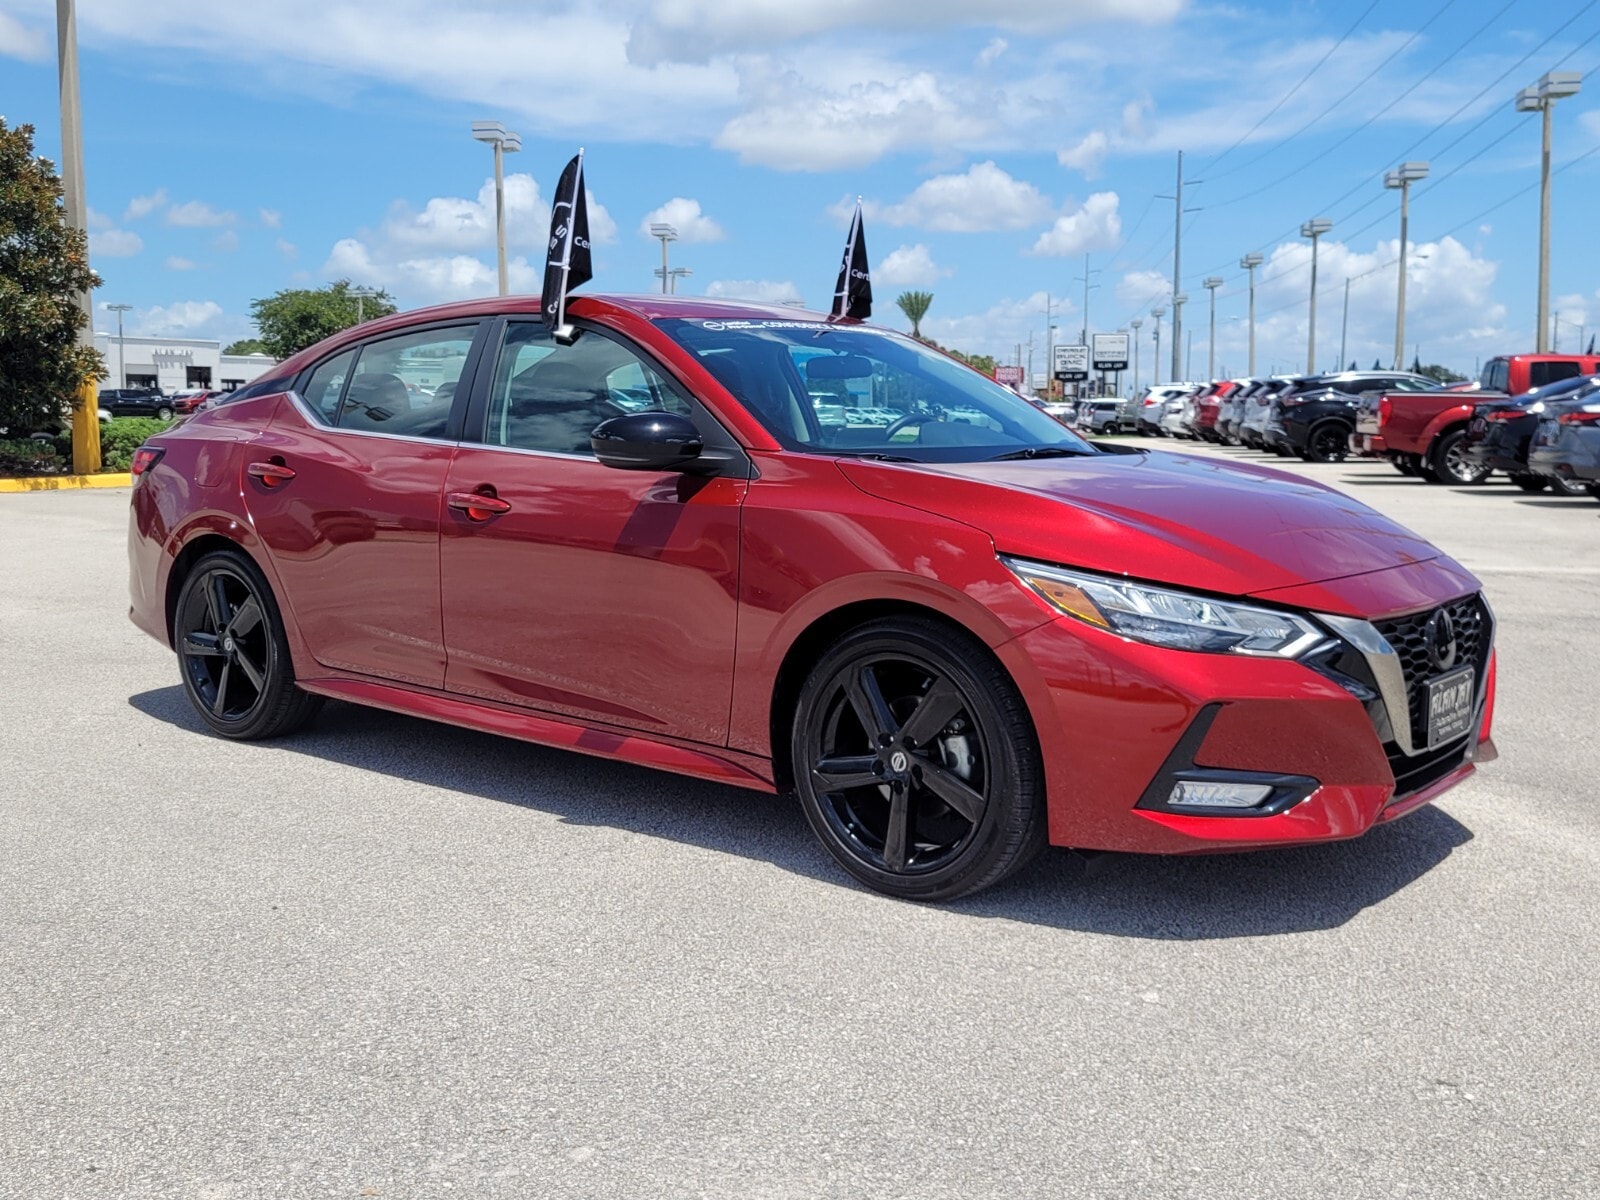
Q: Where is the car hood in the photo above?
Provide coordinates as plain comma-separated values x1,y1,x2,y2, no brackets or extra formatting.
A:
837,449,1453,607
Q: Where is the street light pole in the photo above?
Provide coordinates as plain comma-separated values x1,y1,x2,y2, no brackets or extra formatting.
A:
1301,218,1333,374
1239,253,1263,377
55,0,99,473
471,121,523,296
348,286,378,323
1384,161,1429,369
1340,277,1351,372
1130,318,1143,395
107,303,132,386
1517,72,1582,352
1151,306,1166,385
650,222,678,296
1203,276,1222,379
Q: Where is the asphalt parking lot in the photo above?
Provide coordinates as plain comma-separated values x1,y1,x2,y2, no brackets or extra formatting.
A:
2,449,1597,1200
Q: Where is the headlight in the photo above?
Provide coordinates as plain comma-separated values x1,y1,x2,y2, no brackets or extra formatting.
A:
1002,558,1326,657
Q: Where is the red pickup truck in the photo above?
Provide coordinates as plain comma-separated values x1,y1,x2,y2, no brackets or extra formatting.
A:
1352,353,1600,484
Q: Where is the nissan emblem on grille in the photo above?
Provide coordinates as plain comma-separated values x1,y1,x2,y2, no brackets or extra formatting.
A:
1426,609,1459,672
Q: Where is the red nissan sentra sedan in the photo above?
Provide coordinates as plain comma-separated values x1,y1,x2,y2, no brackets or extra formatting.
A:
128,296,1497,900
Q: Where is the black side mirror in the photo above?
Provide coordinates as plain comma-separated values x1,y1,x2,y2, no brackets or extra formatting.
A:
590,411,705,472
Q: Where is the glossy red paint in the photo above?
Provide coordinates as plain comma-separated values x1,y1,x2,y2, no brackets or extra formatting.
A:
128,293,1496,864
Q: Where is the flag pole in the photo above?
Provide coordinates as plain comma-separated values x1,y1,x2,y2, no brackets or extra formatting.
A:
554,147,585,341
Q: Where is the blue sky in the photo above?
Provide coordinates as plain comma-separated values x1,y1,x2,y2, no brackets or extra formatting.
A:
3,0,1598,379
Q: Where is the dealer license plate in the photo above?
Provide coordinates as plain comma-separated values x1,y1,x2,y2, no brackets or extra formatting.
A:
1425,666,1476,749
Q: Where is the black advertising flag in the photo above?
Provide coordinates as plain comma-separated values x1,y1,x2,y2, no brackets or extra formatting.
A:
541,150,593,331
830,199,872,321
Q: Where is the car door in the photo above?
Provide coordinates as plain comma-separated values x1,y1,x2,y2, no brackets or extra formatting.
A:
439,318,747,747
242,320,487,689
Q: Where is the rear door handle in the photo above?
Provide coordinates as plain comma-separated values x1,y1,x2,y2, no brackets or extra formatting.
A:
247,460,296,487
448,490,512,521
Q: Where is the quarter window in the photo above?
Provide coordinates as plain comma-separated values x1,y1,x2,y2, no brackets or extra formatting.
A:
479,322,691,455
301,349,356,424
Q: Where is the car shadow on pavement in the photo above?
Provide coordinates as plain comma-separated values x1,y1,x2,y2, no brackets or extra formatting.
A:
130,685,1475,941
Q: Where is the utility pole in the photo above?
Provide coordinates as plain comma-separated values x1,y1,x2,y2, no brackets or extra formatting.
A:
1151,306,1165,385
1203,276,1222,379
1130,318,1143,395
1043,294,1055,398
1156,151,1202,383
1240,253,1263,376
1075,253,1100,346
56,0,100,473
1340,277,1351,372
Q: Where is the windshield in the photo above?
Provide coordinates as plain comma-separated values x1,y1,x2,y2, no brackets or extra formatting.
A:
654,318,1096,462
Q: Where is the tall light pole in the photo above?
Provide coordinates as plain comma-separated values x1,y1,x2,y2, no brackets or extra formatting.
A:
1239,253,1263,376
348,286,378,323
1517,72,1582,352
1203,276,1223,380
56,0,99,472
654,266,692,293
1300,218,1333,374
1041,294,1057,398
471,120,522,296
1340,277,1352,372
1151,305,1166,385
650,222,678,296
1384,161,1429,369
1130,318,1143,394
106,303,132,386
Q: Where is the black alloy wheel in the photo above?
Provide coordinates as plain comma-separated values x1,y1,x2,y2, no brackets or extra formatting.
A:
174,549,322,739
1510,474,1550,493
1427,430,1491,485
792,618,1045,901
1303,421,1350,463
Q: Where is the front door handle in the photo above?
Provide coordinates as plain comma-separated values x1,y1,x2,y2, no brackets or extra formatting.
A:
247,459,296,487
448,489,512,521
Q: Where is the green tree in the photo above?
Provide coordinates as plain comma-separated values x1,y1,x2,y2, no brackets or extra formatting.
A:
895,290,933,339
0,119,102,434
248,280,396,359
1413,362,1463,384
223,337,268,356
946,348,998,375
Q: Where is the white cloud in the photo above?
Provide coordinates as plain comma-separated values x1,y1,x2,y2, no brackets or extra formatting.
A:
703,279,805,305
640,197,725,244
259,208,282,228
123,189,168,222
857,162,1053,233
716,68,995,171
876,244,952,287
976,38,1008,68
133,300,226,337
1030,192,1122,257
629,0,1184,64
380,173,616,255
920,290,1078,361
166,201,236,228
1058,131,1109,178
165,256,198,271
213,230,240,252
91,229,144,258
324,237,542,302
275,238,298,258
86,209,115,232
0,13,46,62
1116,269,1173,311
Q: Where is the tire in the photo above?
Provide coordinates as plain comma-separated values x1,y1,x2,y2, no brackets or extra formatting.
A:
155,405,174,421
1510,474,1549,493
173,549,323,739
1549,474,1591,497
790,617,1046,902
1303,421,1350,463
1426,430,1491,485
1392,457,1416,477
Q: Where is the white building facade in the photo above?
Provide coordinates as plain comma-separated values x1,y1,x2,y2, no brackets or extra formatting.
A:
93,333,280,393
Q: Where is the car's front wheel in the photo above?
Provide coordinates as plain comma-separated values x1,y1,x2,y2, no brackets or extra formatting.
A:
174,549,322,739
1549,473,1592,496
1302,421,1350,463
155,404,174,421
791,617,1046,901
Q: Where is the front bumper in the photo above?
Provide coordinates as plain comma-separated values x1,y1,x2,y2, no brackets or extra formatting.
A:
998,586,1494,855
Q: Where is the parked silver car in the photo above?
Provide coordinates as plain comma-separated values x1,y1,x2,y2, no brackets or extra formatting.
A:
1526,391,1600,500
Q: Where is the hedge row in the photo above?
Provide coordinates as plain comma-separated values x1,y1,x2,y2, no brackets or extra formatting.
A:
0,417,174,477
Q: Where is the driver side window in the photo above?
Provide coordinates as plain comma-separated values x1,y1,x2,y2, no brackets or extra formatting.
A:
481,322,690,455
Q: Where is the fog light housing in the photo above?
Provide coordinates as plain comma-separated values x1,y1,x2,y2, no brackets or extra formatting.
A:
1168,780,1274,809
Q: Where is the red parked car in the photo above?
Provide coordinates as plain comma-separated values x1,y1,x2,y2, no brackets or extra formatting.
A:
127,295,1497,901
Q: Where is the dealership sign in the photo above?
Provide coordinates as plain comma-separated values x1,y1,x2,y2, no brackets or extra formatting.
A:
1053,344,1089,381
1092,333,1130,371
994,364,1024,385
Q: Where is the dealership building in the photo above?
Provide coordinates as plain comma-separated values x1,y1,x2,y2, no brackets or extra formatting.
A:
93,332,280,394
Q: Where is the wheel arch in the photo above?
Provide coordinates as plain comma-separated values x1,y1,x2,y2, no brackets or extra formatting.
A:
766,599,1026,793
163,532,264,647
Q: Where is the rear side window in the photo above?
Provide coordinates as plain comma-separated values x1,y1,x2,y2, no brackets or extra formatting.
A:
1529,360,1581,389
1482,359,1510,393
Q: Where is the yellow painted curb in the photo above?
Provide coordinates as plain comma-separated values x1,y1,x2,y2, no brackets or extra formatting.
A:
0,473,133,493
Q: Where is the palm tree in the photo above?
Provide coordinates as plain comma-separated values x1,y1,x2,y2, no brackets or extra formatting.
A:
896,291,933,340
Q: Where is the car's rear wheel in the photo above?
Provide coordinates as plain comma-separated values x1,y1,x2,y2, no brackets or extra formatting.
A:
1426,430,1491,485
791,618,1046,901
174,549,322,739
1549,474,1592,496
155,404,174,421
1510,473,1550,493
1303,421,1350,463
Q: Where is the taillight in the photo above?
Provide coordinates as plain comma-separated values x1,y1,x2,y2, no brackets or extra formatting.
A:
1377,397,1392,427
1483,409,1522,421
130,446,165,478
1557,407,1600,425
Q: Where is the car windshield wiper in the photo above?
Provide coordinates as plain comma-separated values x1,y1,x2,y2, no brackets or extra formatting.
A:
987,445,1095,461
830,450,922,463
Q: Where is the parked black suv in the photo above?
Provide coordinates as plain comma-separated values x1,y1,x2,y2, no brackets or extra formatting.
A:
1463,374,1600,494
1278,371,1440,462
99,388,175,420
